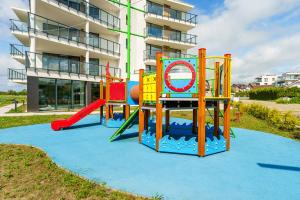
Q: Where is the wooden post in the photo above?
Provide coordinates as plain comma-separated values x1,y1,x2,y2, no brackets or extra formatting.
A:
198,48,206,157
192,109,197,134
156,52,163,151
214,62,220,137
100,80,104,123
125,105,130,120
165,110,170,132
224,54,231,150
138,69,145,142
145,110,149,131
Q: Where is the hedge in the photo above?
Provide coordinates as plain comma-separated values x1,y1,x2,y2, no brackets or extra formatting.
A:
249,87,300,100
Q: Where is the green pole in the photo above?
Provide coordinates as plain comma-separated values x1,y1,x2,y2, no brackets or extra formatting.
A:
127,0,131,79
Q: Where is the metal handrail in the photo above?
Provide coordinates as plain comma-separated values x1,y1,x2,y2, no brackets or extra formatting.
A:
10,19,28,32
144,49,196,60
10,44,27,57
51,0,120,29
145,27,197,45
145,2,197,24
25,51,121,79
8,68,27,80
27,13,120,56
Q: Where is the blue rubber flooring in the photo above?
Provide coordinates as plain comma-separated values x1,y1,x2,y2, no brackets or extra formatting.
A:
0,115,300,200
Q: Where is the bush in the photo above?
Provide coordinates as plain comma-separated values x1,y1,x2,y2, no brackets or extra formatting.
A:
249,87,300,100
276,97,300,104
235,91,249,97
236,103,299,131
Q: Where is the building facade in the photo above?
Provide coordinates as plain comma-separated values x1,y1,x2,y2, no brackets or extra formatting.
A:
254,75,278,86
275,72,300,87
9,0,197,111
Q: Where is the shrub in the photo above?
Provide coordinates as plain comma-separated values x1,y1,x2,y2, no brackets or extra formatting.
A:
276,97,300,104
249,87,300,100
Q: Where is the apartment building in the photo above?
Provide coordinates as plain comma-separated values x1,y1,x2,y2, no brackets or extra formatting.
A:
9,0,197,111
275,72,300,87
254,75,278,86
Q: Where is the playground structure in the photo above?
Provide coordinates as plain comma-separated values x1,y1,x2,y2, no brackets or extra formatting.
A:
51,48,232,157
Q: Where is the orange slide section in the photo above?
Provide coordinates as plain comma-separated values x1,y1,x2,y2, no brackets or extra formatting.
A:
51,99,106,131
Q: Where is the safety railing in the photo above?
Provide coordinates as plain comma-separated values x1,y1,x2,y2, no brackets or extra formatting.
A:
25,51,121,79
8,68,27,81
144,49,196,61
10,19,28,33
10,44,27,57
145,2,197,25
145,27,197,45
27,13,120,56
50,0,120,29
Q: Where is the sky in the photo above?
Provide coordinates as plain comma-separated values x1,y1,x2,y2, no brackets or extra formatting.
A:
0,0,300,91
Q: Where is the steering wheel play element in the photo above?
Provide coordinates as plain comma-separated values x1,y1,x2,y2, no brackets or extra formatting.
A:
164,60,196,92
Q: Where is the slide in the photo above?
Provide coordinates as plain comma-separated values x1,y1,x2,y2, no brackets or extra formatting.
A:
110,107,139,141
51,99,106,131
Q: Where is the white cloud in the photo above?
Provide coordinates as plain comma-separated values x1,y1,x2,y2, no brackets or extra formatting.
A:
190,0,300,83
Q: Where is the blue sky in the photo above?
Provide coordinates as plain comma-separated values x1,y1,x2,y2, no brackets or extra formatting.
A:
0,0,300,91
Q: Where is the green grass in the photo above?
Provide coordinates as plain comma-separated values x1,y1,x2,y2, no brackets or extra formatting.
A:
0,95,26,107
6,104,27,113
0,144,150,200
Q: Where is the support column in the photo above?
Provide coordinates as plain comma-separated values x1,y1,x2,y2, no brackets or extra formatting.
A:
85,21,90,74
125,105,130,120
165,110,170,132
198,48,206,157
192,109,197,134
214,62,220,137
27,76,39,112
224,54,231,150
155,52,163,151
100,80,104,123
138,69,145,142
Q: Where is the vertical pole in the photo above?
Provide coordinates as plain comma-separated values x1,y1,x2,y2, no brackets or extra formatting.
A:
156,52,163,151
192,109,197,134
198,48,206,157
139,69,144,142
127,0,131,79
125,105,130,120
100,80,104,123
214,62,220,137
105,77,110,121
165,110,170,132
224,54,231,150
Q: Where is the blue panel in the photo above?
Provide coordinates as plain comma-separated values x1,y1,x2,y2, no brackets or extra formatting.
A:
205,136,226,156
127,81,139,105
159,135,198,155
141,131,156,150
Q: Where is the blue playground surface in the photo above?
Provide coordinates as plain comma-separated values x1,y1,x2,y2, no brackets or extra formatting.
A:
0,115,300,200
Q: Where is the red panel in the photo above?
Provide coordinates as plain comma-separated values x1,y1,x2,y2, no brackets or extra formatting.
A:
110,82,126,101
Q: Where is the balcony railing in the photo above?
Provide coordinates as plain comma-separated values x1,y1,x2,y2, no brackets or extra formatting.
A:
27,13,120,56
145,27,197,45
144,49,196,61
8,68,27,81
25,51,121,79
145,2,197,25
50,0,120,29
10,44,27,57
10,19,28,33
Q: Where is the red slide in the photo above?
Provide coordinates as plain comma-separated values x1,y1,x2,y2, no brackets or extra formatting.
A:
51,99,106,131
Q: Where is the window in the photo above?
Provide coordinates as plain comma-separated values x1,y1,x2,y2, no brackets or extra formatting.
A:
72,81,85,108
91,83,100,102
147,23,163,38
89,58,99,76
146,65,156,72
39,78,56,110
272,78,275,81
146,44,162,59
264,78,268,82
147,1,163,16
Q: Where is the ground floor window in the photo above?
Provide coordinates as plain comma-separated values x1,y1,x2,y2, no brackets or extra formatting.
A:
38,78,87,111
91,82,100,102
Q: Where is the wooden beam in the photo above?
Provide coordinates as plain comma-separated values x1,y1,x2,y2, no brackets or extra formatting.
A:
138,69,144,142
224,54,231,150
198,48,206,157
156,52,163,151
214,62,220,137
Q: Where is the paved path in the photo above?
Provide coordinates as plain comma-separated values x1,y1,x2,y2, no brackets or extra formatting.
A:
241,100,300,117
0,103,20,115
0,115,299,200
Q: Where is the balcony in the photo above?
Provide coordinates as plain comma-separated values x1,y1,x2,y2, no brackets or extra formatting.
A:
8,68,27,84
10,19,30,45
144,49,196,65
145,2,197,31
38,0,120,33
25,52,121,81
145,27,197,49
10,44,28,64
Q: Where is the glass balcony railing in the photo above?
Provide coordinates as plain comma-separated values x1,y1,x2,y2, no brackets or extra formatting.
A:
10,44,27,57
8,68,27,81
145,27,197,45
26,14,120,56
52,0,120,29
25,51,121,79
144,49,196,61
145,2,197,24
10,19,28,33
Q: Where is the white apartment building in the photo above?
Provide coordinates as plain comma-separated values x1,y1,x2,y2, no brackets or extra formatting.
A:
254,75,278,86
9,0,197,111
275,72,300,87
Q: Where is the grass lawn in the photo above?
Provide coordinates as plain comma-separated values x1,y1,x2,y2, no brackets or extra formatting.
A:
0,95,26,107
6,104,27,113
0,144,150,200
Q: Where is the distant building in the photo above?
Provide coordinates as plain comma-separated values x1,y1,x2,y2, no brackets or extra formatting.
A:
275,72,300,87
232,84,250,92
254,75,278,86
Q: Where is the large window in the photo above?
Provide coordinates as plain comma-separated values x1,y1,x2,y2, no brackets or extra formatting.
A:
72,81,85,108
89,58,99,76
39,78,56,110
147,1,163,16
147,23,163,38
57,79,72,109
91,83,100,102
42,53,80,73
